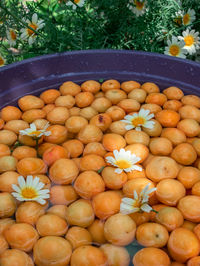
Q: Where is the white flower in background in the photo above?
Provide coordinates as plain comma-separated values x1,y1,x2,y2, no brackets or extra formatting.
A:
12,176,50,205
66,0,85,9
178,29,200,55
121,108,155,131
164,36,187,58
182,8,196,26
20,13,44,45
120,183,157,214
106,148,142,174
19,122,51,138
173,10,183,25
0,54,6,67
128,0,147,17
6,28,17,46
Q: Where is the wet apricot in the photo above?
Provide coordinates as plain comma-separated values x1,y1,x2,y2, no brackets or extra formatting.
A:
65,226,92,249
121,80,141,92
40,89,60,104
0,249,34,266
87,219,107,244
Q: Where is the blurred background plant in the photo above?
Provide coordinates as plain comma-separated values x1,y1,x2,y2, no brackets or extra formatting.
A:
0,0,200,66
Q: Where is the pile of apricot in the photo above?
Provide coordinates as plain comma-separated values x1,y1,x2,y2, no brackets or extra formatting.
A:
0,79,200,265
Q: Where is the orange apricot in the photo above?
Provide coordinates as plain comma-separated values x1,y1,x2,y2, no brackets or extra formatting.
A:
16,157,47,176
79,106,98,119
178,195,200,222
0,218,15,234
0,130,17,146
133,247,170,266
167,228,200,263
87,219,107,244
50,185,78,205
65,115,88,133
171,143,197,165
0,192,16,218
125,130,150,146
156,179,186,206
102,79,121,91
109,121,128,135
55,94,75,108
66,199,94,227
106,106,126,121
181,220,197,231
0,249,34,266
149,137,173,155
91,97,112,112
42,103,55,114
74,171,105,199
44,124,68,144
90,113,112,132
161,128,186,146
141,103,162,114
141,82,160,93
81,80,101,93
121,80,141,92
177,167,200,189
163,86,184,100
22,109,46,123
0,234,8,255
4,119,29,134
0,156,17,173
187,256,200,266
155,109,180,127
80,154,106,172
124,143,149,163
128,88,147,103
62,139,84,158
12,146,37,160
33,236,72,266
129,211,150,226
78,124,103,144
0,171,20,192
117,98,140,112
0,144,10,158
18,95,44,111
163,99,183,111
40,89,60,104
104,213,136,246
83,142,106,157
92,191,121,220
1,106,22,121
143,119,162,137
65,226,92,249
47,106,69,125
145,92,167,106
179,105,200,122
43,145,69,166
177,119,200,137
59,81,81,96
101,166,127,189
192,181,200,196
4,223,39,252
181,94,200,108
102,133,126,151
75,91,94,107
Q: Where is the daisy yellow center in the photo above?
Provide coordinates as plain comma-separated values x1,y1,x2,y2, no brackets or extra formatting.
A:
0,57,5,66
184,35,194,46
115,160,132,169
133,199,141,208
131,116,145,127
10,30,17,40
21,187,38,199
74,0,80,3
28,130,41,136
183,14,190,25
134,0,144,9
169,45,180,56
27,23,38,36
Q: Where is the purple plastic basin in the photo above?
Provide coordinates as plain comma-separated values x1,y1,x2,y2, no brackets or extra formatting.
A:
0,49,200,108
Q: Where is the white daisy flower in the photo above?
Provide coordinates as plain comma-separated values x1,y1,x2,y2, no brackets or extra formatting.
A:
0,54,6,67
178,29,200,55
120,183,157,214
20,13,44,45
66,0,85,9
106,148,142,174
12,176,50,205
121,108,155,131
19,122,51,138
6,28,17,46
128,0,146,17
182,9,196,26
173,10,183,25
164,36,187,58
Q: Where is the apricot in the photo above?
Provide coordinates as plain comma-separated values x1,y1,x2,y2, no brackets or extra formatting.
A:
81,80,101,93
192,181,200,196
80,154,106,172
0,234,8,255
156,179,186,206
145,156,179,182
104,213,136,246
106,106,126,121
4,119,29,134
0,130,17,146
40,89,60,104
181,220,197,231
33,236,72,266
59,81,81,96
155,207,184,231
91,97,112,112
4,223,39,252
145,92,167,106
149,137,173,155
171,143,197,165
47,106,69,125
50,185,78,205
47,205,68,220
101,166,127,189
83,142,106,157
65,226,92,249
178,195,200,222
12,146,37,160
74,171,105,199
129,211,150,226
177,119,200,137
117,98,140,112
0,192,16,218
0,218,15,234
62,140,83,159
163,99,183,111
0,144,10,158
92,191,121,220
78,124,103,144
133,247,170,266
161,128,186,146
65,115,88,133
136,222,169,248
90,113,112,132
128,88,147,103
16,157,47,176
109,121,128,135
141,103,162,114
181,94,200,108
141,82,160,93
15,201,45,226
163,86,184,100
155,109,180,127
102,79,121,91
43,145,69,166
18,95,44,111
177,167,200,189
0,171,20,192
121,80,141,92
100,244,130,266
44,124,68,144
75,91,94,107
66,199,95,227
55,94,75,108
87,219,107,244
125,130,150,146
0,249,34,266
22,109,46,123
179,105,200,122
125,144,149,163
1,106,22,121
49,158,79,185
79,106,98,119
167,228,200,263
187,256,200,266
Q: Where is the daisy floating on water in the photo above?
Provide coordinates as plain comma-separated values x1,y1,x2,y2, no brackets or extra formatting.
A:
128,0,147,17
0,54,6,67
19,122,51,138
164,36,187,58
66,0,85,9
6,28,17,46
120,183,157,214
20,13,44,45
12,176,50,205
182,9,195,26
178,29,200,55
121,108,155,131
106,148,142,174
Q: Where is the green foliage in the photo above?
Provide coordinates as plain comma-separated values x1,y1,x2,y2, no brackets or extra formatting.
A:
0,0,200,65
